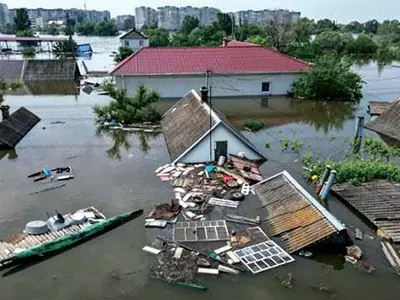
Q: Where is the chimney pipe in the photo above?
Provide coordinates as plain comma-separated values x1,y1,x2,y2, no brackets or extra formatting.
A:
1,105,10,121
222,37,229,47
200,86,208,103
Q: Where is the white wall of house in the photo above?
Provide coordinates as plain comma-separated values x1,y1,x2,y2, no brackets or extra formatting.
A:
115,73,300,98
178,123,263,164
120,39,149,52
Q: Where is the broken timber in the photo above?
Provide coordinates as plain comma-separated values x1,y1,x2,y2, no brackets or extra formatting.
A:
368,101,391,116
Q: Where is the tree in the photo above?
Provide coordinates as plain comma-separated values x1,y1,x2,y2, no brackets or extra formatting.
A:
247,35,269,47
114,46,133,63
75,21,118,36
0,81,21,106
292,18,315,43
290,56,363,102
180,15,199,35
188,26,224,46
14,8,31,33
263,24,294,51
143,27,170,46
65,13,76,35
235,24,262,41
53,36,77,58
364,19,379,34
315,19,339,34
214,13,233,36
345,21,364,34
346,34,378,56
93,83,161,124
123,16,136,31
312,31,353,55
45,26,59,35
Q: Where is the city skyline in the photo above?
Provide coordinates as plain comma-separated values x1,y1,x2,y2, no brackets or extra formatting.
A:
1,0,400,23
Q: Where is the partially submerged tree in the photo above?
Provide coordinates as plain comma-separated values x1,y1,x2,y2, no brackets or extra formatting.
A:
114,46,133,63
93,83,161,124
14,8,31,33
290,56,363,102
53,36,77,58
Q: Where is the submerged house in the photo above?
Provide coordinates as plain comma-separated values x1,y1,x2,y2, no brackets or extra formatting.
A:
161,88,267,164
110,42,310,98
0,106,40,149
119,29,149,52
252,171,348,253
366,97,400,147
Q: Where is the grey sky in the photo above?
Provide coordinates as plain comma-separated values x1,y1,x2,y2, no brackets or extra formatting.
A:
3,0,400,23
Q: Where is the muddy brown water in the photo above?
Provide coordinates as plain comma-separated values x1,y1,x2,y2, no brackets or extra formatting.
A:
1,50,400,298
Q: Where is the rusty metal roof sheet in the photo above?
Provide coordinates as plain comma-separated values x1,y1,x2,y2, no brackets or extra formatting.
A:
332,180,400,242
252,171,345,253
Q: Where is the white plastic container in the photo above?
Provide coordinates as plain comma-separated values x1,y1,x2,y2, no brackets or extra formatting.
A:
218,156,226,166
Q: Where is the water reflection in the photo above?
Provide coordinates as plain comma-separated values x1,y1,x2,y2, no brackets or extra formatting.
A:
289,99,358,133
96,128,160,160
24,80,79,95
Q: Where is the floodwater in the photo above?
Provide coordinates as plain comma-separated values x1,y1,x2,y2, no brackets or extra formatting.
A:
1,37,400,299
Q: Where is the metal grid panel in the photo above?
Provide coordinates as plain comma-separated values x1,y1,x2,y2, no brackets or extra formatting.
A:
173,220,229,242
233,240,294,274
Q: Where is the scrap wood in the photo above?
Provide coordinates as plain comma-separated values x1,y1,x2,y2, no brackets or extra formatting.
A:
217,167,248,184
29,183,66,195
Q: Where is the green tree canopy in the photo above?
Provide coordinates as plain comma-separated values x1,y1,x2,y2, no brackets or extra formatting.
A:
290,55,363,102
315,19,339,33
346,34,378,56
214,13,233,36
292,18,315,43
235,24,262,41
143,27,170,46
123,16,136,31
93,84,161,124
312,31,353,55
53,36,77,58
345,21,364,33
114,46,133,63
247,35,269,47
14,8,31,33
75,21,118,36
364,19,380,34
180,15,200,35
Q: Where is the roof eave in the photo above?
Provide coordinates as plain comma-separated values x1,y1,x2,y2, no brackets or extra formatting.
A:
111,70,307,77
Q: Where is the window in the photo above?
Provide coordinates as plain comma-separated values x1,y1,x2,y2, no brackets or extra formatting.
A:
139,40,144,46
261,82,271,93
124,41,129,46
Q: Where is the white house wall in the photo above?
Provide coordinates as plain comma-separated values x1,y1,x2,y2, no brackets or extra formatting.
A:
120,39,149,51
179,123,262,164
115,73,300,98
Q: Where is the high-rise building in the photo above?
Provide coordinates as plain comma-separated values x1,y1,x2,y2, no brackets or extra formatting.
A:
115,15,135,30
199,7,220,26
179,6,200,26
135,6,157,29
235,9,300,26
0,3,11,25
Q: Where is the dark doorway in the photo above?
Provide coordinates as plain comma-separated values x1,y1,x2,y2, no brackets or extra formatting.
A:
215,141,228,159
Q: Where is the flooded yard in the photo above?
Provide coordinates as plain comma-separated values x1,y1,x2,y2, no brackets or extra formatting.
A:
1,58,400,298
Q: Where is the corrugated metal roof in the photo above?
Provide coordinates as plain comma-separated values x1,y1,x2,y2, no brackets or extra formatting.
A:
119,29,148,40
332,180,400,242
252,171,345,253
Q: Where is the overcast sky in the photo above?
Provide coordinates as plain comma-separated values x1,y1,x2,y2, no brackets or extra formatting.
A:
3,0,399,23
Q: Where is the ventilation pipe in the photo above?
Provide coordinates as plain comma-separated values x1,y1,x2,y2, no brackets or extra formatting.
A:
200,86,209,103
320,170,337,200
316,165,332,194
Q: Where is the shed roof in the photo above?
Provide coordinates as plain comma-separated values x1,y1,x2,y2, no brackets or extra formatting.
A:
366,97,400,144
110,46,310,76
23,60,81,81
252,171,345,253
0,107,41,148
119,29,148,40
161,89,267,163
332,180,400,242
0,60,24,82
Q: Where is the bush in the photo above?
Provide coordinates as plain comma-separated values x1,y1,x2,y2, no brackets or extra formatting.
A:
290,55,363,102
241,120,265,131
21,47,36,58
346,34,378,56
93,83,161,124
114,46,133,63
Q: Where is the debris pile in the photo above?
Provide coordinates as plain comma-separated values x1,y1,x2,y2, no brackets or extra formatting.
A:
27,166,74,195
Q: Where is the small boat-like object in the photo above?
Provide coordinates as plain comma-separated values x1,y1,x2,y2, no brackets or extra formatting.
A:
0,207,143,265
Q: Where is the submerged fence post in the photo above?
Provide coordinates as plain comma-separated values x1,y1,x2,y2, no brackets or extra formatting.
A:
353,116,365,154
316,165,331,194
320,170,337,200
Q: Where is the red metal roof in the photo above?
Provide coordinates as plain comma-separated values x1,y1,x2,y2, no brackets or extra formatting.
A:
110,46,310,76
0,36,67,42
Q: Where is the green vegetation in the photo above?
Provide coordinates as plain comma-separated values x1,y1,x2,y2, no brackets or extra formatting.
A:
301,138,400,185
42,26,59,35
21,47,36,58
93,83,161,124
75,21,118,36
122,16,136,31
14,8,31,35
53,36,77,58
0,80,23,106
143,27,170,46
290,56,363,102
241,119,265,131
114,46,134,63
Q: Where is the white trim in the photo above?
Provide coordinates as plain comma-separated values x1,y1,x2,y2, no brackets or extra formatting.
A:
251,170,345,232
